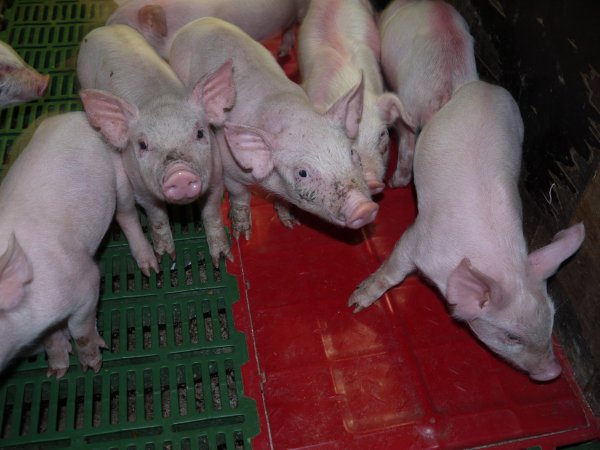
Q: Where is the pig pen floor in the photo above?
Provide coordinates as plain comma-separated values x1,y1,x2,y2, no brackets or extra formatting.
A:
226,185,600,450
0,0,598,448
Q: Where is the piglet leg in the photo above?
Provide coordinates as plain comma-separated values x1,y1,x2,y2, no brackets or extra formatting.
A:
389,124,417,188
68,262,107,373
349,226,418,312
278,26,296,58
138,196,176,259
273,199,300,229
114,154,160,275
225,176,253,240
201,175,233,267
44,327,72,378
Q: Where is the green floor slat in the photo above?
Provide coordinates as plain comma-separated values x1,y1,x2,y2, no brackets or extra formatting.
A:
0,1,260,448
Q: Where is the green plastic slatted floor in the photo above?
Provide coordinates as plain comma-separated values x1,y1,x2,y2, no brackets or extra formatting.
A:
0,1,260,448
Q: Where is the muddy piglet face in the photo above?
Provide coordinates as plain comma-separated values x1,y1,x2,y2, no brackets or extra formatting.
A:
287,156,378,228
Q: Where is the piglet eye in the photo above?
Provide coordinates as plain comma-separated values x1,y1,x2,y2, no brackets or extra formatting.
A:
505,333,521,345
138,140,148,150
197,129,204,140
379,129,390,142
350,148,361,165
298,170,307,178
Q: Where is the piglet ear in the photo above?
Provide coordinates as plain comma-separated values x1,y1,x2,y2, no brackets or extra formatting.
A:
447,258,504,321
224,123,274,181
0,234,33,311
528,222,585,280
190,59,236,127
138,5,168,38
326,72,364,139
80,88,138,149
377,92,415,132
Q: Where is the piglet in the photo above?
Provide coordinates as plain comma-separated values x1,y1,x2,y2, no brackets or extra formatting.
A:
298,0,411,195
348,81,585,381
169,18,378,239
378,0,478,187
0,40,49,107
106,0,310,59
77,24,235,267
0,112,156,377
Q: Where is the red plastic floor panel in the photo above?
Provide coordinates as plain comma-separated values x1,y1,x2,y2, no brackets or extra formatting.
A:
226,37,600,450
227,188,599,450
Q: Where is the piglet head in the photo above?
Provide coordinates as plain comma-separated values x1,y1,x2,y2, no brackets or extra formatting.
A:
223,79,379,229
0,42,49,109
0,67,49,108
446,223,585,381
80,87,209,203
80,60,234,204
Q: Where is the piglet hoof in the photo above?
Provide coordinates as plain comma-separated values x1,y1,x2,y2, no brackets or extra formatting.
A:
207,232,233,268
347,296,366,314
47,366,69,379
231,226,250,241
232,223,251,241
223,247,235,264
347,284,378,313
277,49,289,59
137,253,161,277
44,328,73,377
232,226,250,240
86,356,104,374
388,169,412,188
210,247,234,268
231,223,251,240
282,218,300,229
277,42,292,59
276,212,300,229
80,357,103,374
151,233,176,262
46,354,71,378
154,250,176,268
79,352,103,374
76,335,107,374
275,213,299,229
274,201,300,229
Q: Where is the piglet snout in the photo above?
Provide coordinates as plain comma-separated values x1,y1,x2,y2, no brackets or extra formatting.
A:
529,358,562,382
15,70,49,102
162,162,202,203
36,74,49,97
342,189,379,229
